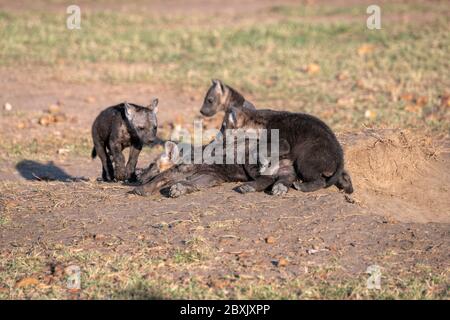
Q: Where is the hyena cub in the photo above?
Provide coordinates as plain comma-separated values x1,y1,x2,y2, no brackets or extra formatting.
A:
200,79,255,117
137,141,182,183
91,99,159,182
224,106,354,194
199,80,292,195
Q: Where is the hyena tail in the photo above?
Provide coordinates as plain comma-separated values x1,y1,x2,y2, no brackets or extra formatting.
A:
91,147,97,159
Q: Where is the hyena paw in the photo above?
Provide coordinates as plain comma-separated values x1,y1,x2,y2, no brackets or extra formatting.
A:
115,168,127,181
99,172,113,182
130,186,147,196
237,184,256,194
271,183,288,196
169,183,187,198
292,181,302,191
125,172,138,183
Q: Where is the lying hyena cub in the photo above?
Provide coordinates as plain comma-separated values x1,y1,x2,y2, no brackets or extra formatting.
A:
131,136,291,198
135,141,181,183
132,159,250,197
91,99,159,182
223,106,354,194
131,137,250,197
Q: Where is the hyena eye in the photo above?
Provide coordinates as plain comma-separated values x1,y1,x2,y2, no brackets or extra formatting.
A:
207,97,214,103
138,126,146,130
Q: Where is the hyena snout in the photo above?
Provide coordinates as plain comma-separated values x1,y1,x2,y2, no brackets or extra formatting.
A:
200,104,217,117
141,124,158,145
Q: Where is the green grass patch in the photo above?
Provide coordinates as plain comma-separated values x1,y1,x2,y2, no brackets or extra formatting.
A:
0,1,449,133
1,247,448,299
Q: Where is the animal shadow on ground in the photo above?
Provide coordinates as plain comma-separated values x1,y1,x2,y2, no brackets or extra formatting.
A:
16,160,87,182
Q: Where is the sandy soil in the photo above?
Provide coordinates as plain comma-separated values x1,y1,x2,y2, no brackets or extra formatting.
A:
1,67,449,285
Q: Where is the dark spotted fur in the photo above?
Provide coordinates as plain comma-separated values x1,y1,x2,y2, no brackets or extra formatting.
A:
91,99,158,182
224,106,354,194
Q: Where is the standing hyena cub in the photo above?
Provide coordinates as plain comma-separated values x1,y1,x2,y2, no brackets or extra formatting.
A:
91,99,159,182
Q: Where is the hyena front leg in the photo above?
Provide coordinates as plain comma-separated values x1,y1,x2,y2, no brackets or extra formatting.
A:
137,163,159,184
169,173,224,198
132,171,177,196
132,164,193,196
235,163,275,194
236,176,276,194
109,143,127,181
125,145,142,182
293,178,327,193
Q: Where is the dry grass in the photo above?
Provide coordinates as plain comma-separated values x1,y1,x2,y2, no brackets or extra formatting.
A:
1,245,448,299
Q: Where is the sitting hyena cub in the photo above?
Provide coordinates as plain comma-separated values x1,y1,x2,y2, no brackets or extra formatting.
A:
91,99,159,182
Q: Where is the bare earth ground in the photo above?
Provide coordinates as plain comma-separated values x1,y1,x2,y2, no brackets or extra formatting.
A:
0,0,449,299
1,70,449,299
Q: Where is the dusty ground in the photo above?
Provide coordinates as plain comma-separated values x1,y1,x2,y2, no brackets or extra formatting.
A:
0,0,449,299
1,71,448,299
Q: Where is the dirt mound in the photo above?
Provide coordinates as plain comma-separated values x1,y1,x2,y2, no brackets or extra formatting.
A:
340,129,449,223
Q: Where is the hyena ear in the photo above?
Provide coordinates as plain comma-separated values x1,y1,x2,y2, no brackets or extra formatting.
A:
124,102,134,121
212,79,224,96
148,98,159,113
164,141,179,163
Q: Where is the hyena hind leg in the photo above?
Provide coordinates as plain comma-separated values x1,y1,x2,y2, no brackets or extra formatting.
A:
293,178,327,193
270,160,297,196
94,143,114,181
271,183,289,196
271,175,296,196
236,176,276,194
169,174,223,198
